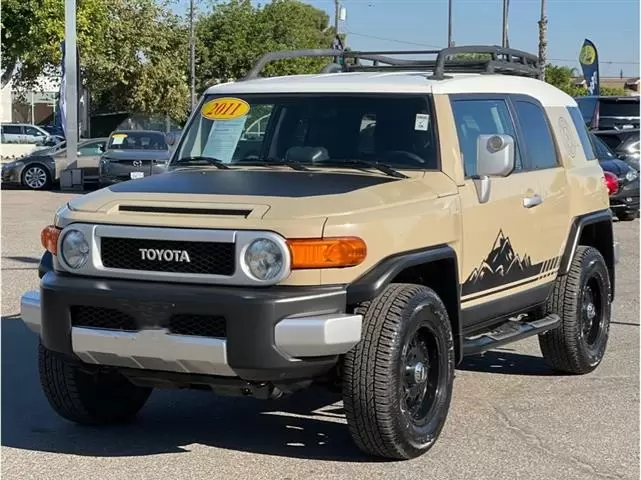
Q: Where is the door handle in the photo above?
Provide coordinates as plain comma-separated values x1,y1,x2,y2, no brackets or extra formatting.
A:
523,194,543,208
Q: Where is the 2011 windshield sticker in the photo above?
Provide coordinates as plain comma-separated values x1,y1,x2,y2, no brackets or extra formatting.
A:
201,97,250,121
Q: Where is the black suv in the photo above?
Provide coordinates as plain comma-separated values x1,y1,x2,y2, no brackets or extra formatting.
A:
593,128,640,171
575,95,639,131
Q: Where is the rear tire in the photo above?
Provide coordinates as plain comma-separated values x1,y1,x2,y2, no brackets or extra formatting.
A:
38,342,152,425
538,246,611,374
342,283,455,460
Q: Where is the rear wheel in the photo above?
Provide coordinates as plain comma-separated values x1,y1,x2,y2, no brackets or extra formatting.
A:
538,246,611,374
21,164,51,190
342,283,455,460
38,342,152,425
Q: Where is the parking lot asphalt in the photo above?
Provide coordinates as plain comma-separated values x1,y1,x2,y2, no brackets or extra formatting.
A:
1,188,639,480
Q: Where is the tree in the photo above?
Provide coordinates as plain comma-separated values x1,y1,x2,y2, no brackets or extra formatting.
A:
1,0,108,89
2,0,190,122
196,0,335,91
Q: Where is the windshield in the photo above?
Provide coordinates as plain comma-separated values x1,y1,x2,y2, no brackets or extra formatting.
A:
107,131,168,151
172,93,438,170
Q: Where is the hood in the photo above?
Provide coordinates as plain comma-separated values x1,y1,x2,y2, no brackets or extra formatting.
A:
67,168,452,221
599,158,631,177
103,149,171,161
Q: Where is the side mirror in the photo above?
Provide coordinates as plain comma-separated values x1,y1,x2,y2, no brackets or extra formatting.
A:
165,132,176,146
473,134,516,204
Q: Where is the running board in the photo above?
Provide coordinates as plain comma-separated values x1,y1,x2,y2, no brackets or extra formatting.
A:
462,314,561,356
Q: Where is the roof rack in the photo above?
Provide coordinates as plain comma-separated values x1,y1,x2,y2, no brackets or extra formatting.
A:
241,45,542,81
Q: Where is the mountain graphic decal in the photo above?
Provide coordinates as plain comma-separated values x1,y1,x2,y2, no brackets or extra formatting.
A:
461,230,546,297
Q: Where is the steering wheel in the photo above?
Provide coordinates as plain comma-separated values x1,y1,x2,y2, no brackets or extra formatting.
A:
380,150,426,165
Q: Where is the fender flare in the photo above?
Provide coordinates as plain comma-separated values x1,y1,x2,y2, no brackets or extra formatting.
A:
346,245,463,362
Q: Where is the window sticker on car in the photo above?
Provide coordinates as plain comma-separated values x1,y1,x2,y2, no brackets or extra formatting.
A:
414,113,430,131
201,97,250,121
202,116,248,163
111,134,127,145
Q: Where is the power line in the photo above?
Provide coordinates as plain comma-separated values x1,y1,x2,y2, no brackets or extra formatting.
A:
345,31,640,65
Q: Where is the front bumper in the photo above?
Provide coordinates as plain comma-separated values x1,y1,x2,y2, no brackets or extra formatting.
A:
1,164,23,184
21,272,362,382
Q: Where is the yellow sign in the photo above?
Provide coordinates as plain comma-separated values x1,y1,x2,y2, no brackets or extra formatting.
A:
580,44,596,65
201,97,250,121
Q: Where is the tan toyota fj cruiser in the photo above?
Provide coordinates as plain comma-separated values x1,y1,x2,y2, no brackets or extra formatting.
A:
21,46,619,460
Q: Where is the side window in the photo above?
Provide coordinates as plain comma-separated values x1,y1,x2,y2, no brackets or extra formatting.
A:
450,99,521,177
567,106,596,160
25,126,44,136
513,101,559,169
78,142,103,156
2,125,22,134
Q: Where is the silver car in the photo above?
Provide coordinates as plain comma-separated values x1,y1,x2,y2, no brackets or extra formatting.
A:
1,123,51,144
1,138,107,189
98,130,170,185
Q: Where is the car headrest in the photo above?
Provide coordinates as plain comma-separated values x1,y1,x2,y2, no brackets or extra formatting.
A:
285,146,330,163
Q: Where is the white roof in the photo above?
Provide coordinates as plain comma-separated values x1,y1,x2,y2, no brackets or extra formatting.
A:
205,71,577,107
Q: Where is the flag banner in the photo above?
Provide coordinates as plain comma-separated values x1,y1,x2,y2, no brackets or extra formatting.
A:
579,38,600,96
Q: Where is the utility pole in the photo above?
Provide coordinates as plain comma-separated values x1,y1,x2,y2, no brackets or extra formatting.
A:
447,0,453,47
501,0,508,48
64,0,78,168
189,0,196,111
334,0,340,36
538,0,548,81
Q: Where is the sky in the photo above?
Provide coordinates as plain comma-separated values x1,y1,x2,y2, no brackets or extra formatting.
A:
179,0,640,78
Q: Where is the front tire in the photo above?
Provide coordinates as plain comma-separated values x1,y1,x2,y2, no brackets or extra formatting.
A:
538,246,611,374
342,283,455,460
21,164,51,190
38,343,152,425
617,211,637,221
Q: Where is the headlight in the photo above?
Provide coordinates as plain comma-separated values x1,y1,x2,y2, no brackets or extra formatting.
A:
243,238,284,281
61,229,90,269
625,169,638,182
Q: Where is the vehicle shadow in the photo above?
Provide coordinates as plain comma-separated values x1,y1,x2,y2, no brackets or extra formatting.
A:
0,317,378,463
458,349,559,376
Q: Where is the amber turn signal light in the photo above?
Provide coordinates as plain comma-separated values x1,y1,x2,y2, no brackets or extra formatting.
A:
41,225,61,255
287,237,367,269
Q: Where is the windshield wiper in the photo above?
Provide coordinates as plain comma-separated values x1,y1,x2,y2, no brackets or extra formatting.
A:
316,159,408,178
172,156,231,169
238,156,312,171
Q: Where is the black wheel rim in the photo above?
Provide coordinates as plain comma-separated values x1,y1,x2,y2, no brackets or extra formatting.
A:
581,277,603,347
400,325,441,427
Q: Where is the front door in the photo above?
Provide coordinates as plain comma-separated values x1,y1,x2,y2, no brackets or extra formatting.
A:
450,95,557,330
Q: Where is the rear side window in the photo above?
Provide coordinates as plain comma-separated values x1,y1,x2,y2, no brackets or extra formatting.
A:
567,106,596,160
513,100,558,169
2,125,22,134
450,98,522,177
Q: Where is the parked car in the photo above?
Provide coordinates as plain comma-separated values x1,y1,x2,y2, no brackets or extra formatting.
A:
98,130,170,186
590,132,639,221
593,128,640,171
1,137,107,190
575,95,639,131
1,123,52,145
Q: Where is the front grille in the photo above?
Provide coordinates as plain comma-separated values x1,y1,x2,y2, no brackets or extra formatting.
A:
100,237,235,275
70,306,227,338
169,314,227,337
71,306,137,331
113,159,152,166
